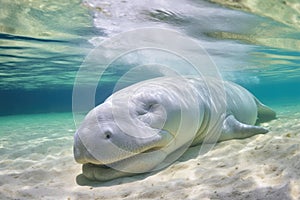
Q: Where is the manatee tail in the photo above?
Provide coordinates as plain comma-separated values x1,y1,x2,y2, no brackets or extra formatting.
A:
254,97,277,123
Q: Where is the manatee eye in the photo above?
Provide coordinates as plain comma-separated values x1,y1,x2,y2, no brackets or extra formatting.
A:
104,131,111,139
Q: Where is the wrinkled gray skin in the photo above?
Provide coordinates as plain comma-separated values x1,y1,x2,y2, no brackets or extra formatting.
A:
74,77,276,181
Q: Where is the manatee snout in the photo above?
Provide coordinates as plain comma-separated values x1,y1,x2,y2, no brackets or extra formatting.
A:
73,132,99,164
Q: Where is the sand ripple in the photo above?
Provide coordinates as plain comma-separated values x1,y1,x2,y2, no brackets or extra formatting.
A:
1,105,300,199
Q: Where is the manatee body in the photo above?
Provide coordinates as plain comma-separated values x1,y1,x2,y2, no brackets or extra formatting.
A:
73,76,276,181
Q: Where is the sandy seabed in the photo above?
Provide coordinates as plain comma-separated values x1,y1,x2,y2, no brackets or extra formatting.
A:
1,103,300,200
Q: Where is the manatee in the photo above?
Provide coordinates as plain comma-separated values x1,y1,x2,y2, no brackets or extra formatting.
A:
73,76,276,181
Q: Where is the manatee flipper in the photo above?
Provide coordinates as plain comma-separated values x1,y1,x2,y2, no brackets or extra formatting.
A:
254,98,277,123
218,115,268,142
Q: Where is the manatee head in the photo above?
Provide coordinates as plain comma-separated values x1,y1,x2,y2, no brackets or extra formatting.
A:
73,79,200,181
74,102,171,158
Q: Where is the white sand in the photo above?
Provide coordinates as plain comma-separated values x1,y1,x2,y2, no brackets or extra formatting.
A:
1,104,300,200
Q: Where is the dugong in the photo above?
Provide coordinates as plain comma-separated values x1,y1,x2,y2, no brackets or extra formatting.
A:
73,76,276,181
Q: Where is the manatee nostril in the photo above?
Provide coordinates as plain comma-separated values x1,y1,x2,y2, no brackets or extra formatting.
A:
147,103,158,112
147,104,153,110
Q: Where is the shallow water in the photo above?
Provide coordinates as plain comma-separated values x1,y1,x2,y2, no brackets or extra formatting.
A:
1,0,299,115
1,0,300,199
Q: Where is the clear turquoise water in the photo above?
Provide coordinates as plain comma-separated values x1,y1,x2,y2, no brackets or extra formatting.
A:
0,112,75,169
0,0,300,197
1,0,299,116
